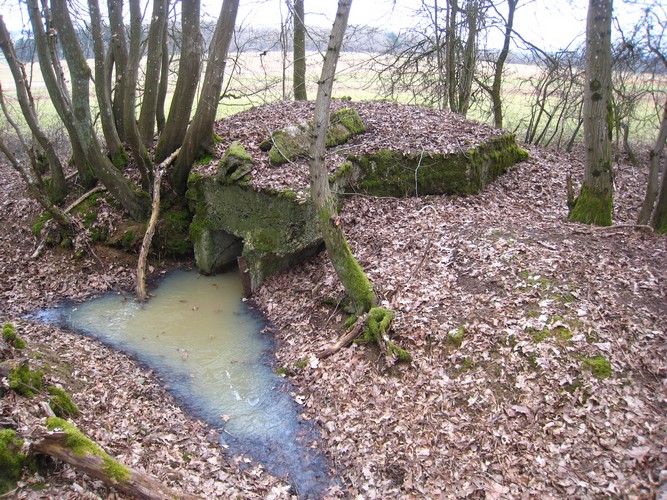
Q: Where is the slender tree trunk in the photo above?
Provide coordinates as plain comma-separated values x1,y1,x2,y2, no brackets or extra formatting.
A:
138,0,169,147
434,0,447,110
293,0,307,101
308,0,376,315
108,0,128,141
88,0,125,165
491,0,518,129
51,0,149,221
637,96,667,225
26,0,94,188
568,0,614,226
124,0,152,188
155,0,203,162
446,0,458,111
458,0,479,116
171,0,239,195
156,19,171,135
650,156,667,233
0,16,67,202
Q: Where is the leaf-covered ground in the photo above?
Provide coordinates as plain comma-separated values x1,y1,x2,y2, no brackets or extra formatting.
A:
0,101,665,498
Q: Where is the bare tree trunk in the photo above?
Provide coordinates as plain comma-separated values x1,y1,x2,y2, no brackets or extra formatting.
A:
293,0,307,101
26,0,94,188
123,0,152,188
491,0,518,129
171,0,239,195
155,0,203,162
108,0,128,141
50,0,149,221
637,96,667,225
568,0,614,226
138,0,169,147
136,148,180,302
0,16,67,202
650,155,667,233
156,17,171,135
308,0,376,314
88,0,125,165
434,0,447,110
446,0,458,111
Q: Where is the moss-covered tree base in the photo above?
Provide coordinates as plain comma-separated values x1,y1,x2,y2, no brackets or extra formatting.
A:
568,184,613,226
356,308,411,362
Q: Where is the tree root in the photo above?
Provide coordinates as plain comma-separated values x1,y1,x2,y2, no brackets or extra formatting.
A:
319,308,411,363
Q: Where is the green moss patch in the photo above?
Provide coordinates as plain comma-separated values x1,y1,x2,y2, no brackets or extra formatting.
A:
0,429,25,494
46,418,130,483
445,326,465,349
8,363,43,398
582,355,612,380
47,386,80,419
2,323,26,350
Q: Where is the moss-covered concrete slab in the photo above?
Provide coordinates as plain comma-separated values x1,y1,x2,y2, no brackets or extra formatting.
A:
259,107,365,165
187,142,322,290
344,134,528,197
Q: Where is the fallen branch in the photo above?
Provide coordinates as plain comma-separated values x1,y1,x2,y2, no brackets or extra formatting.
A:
33,418,197,500
318,313,368,359
64,185,106,213
136,148,180,302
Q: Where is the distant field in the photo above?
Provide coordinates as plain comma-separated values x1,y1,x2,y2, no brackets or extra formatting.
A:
0,51,663,146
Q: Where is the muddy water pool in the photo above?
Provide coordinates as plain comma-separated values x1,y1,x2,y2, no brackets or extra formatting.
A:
36,269,330,496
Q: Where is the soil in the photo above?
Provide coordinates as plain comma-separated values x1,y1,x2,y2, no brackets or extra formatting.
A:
0,103,665,498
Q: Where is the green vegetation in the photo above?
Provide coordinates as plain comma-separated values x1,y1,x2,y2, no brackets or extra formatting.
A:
8,363,43,398
47,386,80,419
446,326,465,348
2,323,26,349
0,429,25,494
356,308,411,362
46,418,130,483
582,355,612,380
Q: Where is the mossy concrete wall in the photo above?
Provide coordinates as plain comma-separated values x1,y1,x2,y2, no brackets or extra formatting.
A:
344,134,528,197
187,178,321,292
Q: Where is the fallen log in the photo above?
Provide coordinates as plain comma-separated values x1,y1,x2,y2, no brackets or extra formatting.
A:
33,417,198,500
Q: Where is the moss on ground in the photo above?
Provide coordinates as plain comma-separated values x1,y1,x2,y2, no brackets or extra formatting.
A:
582,354,612,380
9,363,43,398
47,386,80,419
3,323,26,349
0,429,25,494
446,326,465,348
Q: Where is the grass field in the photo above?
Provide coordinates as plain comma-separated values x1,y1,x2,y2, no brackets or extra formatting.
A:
0,50,663,149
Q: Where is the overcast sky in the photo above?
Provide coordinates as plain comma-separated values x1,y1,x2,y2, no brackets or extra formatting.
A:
0,0,647,52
